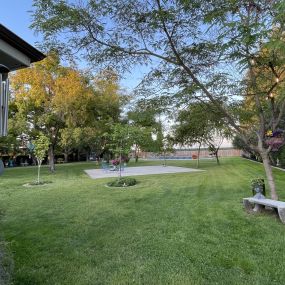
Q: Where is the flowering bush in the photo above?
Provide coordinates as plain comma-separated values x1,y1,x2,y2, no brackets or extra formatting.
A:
265,137,285,151
111,159,120,166
265,129,284,151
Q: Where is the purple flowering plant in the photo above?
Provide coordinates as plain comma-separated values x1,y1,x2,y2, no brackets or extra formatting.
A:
111,159,120,166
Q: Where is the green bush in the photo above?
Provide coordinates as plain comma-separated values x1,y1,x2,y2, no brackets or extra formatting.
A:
107,177,137,187
278,145,285,167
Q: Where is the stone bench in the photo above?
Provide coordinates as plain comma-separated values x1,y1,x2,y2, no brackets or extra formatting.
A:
243,197,285,224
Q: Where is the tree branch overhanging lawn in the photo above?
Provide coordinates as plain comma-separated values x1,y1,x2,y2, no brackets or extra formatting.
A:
31,0,285,200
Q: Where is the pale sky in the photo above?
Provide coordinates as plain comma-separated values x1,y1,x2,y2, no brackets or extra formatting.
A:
0,0,145,90
0,0,40,45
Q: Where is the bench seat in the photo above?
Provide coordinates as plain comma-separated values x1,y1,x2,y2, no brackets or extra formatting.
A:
243,197,285,224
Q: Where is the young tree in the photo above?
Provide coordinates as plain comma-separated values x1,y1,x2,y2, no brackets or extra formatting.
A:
159,134,174,166
108,123,133,178
31,0,285,200
33,133,50,184
127,111,157,162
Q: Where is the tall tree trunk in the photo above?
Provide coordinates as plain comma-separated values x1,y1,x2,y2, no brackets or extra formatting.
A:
0,159,4,175
261,151,278,200
268,153,275,166
135,145,139,163
64,151,68,163
215,150,220,165
37,160,42,184
48,146,55,173
197,142,201,168
118,139,122,179
209,143,220,165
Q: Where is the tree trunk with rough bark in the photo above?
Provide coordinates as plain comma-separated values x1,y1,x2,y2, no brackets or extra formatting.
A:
214,151,220,165
48,146,55,173
64,152,68,163
37,159,42,184
197,142,201,168
135,145,139,163
261,151,278,200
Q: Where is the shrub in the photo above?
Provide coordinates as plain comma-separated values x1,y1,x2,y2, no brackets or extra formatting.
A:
251,178,265,196
107,177,137,187
24,181,53,187
250,178,265,188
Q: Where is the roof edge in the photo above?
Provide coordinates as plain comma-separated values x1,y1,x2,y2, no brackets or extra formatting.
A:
0,24,46,63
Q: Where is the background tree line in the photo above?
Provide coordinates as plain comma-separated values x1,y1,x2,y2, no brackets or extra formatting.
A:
0,52,164,170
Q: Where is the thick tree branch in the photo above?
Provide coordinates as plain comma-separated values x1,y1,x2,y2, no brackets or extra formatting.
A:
155,0,243,135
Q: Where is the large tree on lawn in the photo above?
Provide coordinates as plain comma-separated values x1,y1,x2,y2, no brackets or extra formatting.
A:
11,53,99,172
127,98,166,162
173,102,231,166
31,0,285,199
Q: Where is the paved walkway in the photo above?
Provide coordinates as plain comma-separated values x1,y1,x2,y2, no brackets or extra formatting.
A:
85,165,204,179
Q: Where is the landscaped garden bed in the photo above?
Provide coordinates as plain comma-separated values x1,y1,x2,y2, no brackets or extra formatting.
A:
107,177,137,187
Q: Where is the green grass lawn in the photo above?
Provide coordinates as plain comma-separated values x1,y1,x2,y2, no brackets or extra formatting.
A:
1,158,285,284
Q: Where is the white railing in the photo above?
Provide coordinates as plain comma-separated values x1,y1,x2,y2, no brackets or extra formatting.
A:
0,74,9,137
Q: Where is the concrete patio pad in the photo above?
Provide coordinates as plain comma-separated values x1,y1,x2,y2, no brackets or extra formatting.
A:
85,165,204,179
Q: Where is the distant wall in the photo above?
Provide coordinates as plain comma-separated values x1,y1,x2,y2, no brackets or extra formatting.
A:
137,148,241,159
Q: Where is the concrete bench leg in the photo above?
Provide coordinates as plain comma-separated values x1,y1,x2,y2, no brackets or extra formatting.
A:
243,199,253,213
278,208,285,224
243,199,265,213
253,204,265,213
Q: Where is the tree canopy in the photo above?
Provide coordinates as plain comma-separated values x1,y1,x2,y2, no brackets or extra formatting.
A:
8,52,122,168
28,0,285,199
173,102,231,164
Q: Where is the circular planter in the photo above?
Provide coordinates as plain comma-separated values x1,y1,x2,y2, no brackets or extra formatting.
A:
23,181,52,187
106,177,137,188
